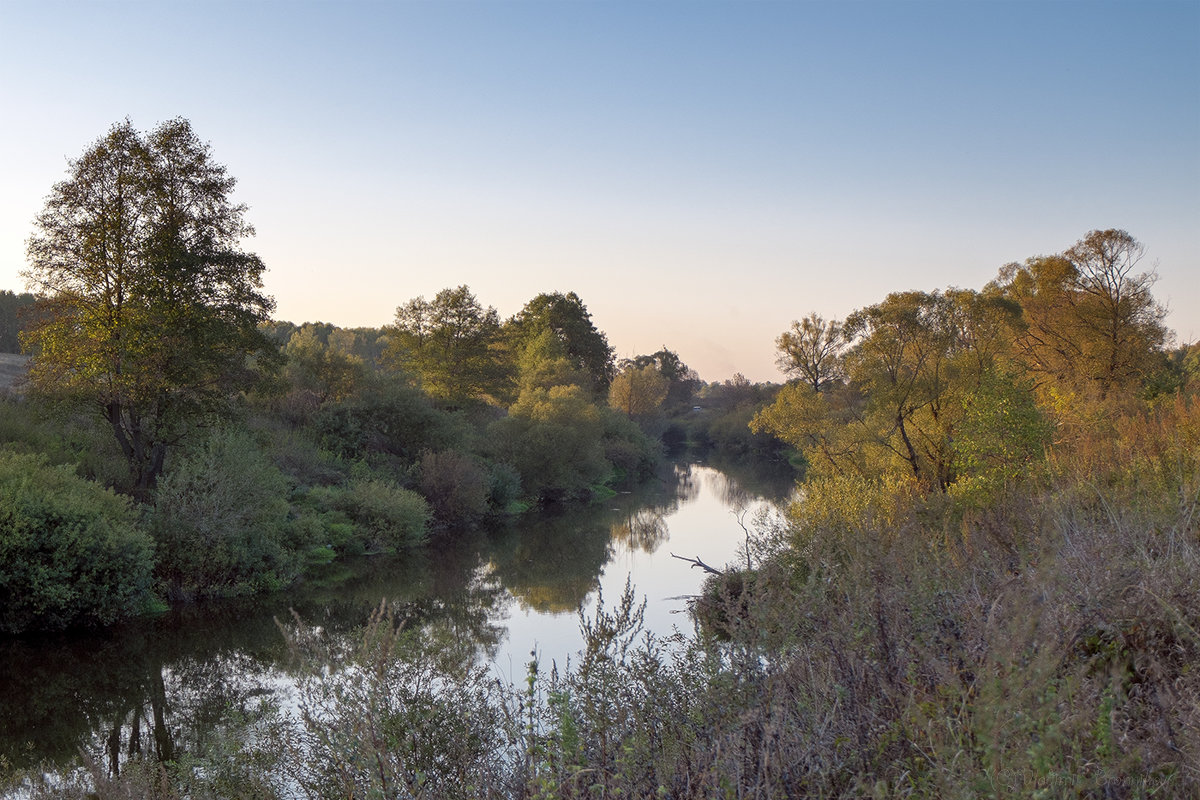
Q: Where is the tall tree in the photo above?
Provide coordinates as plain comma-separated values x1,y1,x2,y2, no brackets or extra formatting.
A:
775,312,845,392
22,119,276,498
385,285,503,403
608,363,669,418
624,348,702,413
757,291,995,490
998,229,1168,395
506,292,614,392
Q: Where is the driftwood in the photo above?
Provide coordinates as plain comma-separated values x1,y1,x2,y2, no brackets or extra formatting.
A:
670,552,724,576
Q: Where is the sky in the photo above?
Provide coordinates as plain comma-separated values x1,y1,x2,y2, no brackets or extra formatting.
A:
1,0,1197,383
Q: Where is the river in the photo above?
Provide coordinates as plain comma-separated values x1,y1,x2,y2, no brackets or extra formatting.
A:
0,460,795,778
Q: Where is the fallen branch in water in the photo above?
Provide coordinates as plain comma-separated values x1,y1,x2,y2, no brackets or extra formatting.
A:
670,552,724,576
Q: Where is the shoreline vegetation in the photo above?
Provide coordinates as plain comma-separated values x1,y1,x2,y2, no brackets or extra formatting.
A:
2,120,1198,795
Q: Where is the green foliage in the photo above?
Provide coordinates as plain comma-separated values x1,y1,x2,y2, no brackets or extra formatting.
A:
0,398,131,490
608,363,670,418
950,369,1051,505
282,325,366,404
385,285,506,403
0,290,36,353
22,118,279,498
0,450,154,633
282,601,513,799
312,477,430,551
486,461,524,513
513,328,591,395
506,291,615,393
312,377,465,465
149,429,297,600
599,405,660,481
486,385,610,502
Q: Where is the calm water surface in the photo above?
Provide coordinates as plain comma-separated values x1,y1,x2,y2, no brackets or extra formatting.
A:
0,461,794,775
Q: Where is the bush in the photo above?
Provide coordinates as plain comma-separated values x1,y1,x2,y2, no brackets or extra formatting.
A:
487,461,523,514
0,398,130,491
599,407,660,482
485,385,610,502
418,449,490,527
281,602,514,799
313,477,430,552
0,450,154,633
150,429,297,601
312,379,465,466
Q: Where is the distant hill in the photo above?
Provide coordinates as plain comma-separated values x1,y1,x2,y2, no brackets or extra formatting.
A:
0,353,29,393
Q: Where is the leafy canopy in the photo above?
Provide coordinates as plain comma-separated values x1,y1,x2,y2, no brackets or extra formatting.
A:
22,118,276,497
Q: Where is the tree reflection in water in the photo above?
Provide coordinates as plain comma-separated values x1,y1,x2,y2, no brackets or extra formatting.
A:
0,460,796,784
0,534,509,779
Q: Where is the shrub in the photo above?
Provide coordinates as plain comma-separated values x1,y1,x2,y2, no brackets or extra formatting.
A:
314,478,430,552
150,429,297,601
599,407,660,482
281,602,514,799
486,461,523,514
0,450,154,633
312,379,465,465
485,385,610,502
419,449,490,527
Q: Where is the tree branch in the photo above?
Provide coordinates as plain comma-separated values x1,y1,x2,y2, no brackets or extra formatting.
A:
670,552,724,576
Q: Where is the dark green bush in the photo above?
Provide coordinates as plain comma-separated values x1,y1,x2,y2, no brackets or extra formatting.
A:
485,386,610,502
312,379,465,465
310,477,430,552
150,430,298,600
418,449,490,527
487,461,523,514
0,450,155,633
599,407,660,481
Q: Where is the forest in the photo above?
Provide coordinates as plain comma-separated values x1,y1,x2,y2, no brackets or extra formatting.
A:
2,119,1198,797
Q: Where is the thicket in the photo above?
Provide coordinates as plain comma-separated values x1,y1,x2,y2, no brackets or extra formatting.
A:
0,281,695,630
0,451,155,633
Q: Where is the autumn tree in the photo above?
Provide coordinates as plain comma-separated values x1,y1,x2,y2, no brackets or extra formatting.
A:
608,363,670,418
998,229,1168,395
623,348,702,413
385,285,504,403
22,119,276,498
756,290,1020,491
776,313,845,392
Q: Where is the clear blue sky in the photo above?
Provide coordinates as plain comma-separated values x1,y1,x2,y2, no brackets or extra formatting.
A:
2,0,1196,382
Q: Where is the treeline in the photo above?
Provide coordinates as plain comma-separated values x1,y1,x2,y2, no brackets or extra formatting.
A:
0,290,36,353
2,281,755,632
13,228,1199,799
2,118,793,635
754,228,1198,495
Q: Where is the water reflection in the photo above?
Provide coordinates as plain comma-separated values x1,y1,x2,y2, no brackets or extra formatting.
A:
610,507,670,553
487,512,613,613
0,460,796,778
